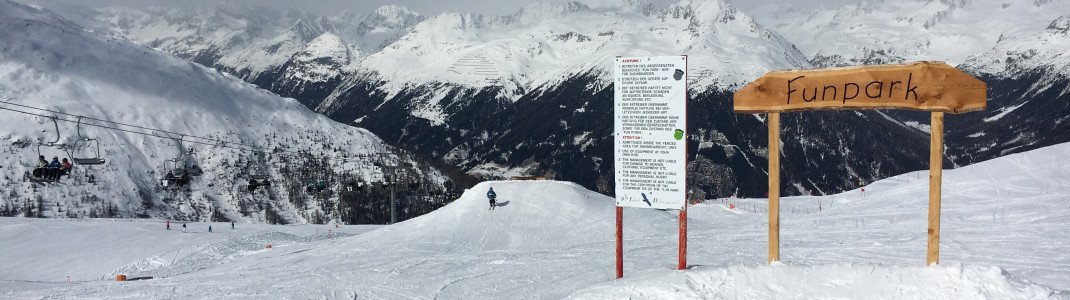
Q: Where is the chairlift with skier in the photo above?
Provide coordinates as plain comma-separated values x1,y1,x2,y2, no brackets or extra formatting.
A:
28,117,73,183
159,139,200,189
246,159,272,192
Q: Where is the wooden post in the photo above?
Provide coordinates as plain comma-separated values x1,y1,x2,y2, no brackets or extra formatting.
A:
615,206,623,278
927,112,944,266
768,112,781,264
678,205,687,270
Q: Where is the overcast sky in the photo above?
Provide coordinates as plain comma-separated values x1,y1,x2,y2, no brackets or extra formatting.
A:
31,0,861,16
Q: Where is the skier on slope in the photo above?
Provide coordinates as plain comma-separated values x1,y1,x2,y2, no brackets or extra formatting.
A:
487,187,497,210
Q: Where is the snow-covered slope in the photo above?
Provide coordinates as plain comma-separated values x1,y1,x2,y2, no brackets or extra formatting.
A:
750,0,1070,67
0,218,382,282
571,264,1057,299
0,0,444,223
3,141,1070,298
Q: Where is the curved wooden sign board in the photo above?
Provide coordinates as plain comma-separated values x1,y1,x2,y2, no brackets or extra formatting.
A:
733,61,987,267
734,61,986,113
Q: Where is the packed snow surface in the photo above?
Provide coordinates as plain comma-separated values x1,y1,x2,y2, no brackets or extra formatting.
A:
4,141,1070,298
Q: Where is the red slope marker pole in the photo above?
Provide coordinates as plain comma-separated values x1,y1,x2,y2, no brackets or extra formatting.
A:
616,206,623,279
678,204,687,270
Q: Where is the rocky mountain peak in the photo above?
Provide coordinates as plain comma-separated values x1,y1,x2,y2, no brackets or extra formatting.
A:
1048,15,1070,34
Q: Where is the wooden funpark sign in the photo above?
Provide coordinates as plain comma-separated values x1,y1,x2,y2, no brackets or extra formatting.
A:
735,62,986,113
734,61,987,267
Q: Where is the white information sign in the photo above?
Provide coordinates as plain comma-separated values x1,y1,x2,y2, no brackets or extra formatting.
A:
614,56,688,210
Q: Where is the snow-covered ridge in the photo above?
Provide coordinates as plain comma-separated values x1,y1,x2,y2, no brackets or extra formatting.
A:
285,32,351,83
35,0,808,97
751,0,1070,67
358,0,809,97
49,2,424,81
963,15,1070,80
31,0,1070,96
0,0,443,222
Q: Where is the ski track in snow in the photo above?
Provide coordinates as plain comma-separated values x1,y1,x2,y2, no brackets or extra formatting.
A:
1,142,1070,298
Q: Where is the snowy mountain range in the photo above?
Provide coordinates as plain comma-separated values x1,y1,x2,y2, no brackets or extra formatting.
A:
16,0,1070,199
0,0,450,224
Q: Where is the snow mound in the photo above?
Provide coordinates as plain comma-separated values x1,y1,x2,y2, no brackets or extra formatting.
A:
343,180,675,252
570,264,1060,299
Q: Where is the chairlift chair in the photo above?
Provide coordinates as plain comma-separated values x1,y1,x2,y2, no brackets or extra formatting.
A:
183,148,204,176
69,117,106,165
28,117,70,183
345,178,366,192
160,158,192,188
246,164,272,192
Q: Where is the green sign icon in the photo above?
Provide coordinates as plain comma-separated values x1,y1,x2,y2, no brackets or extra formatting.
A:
673,129,684,140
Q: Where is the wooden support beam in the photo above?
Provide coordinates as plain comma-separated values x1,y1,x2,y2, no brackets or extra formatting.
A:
927,112,944,266
768,112,781,264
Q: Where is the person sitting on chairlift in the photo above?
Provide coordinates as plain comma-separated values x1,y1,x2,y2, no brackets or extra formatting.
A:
33,155,47,179
163,170,175,186
47,157,62,180
59,158,72,179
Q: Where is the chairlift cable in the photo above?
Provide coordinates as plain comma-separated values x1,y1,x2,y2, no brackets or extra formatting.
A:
0,103,319,159
0,101,404,163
